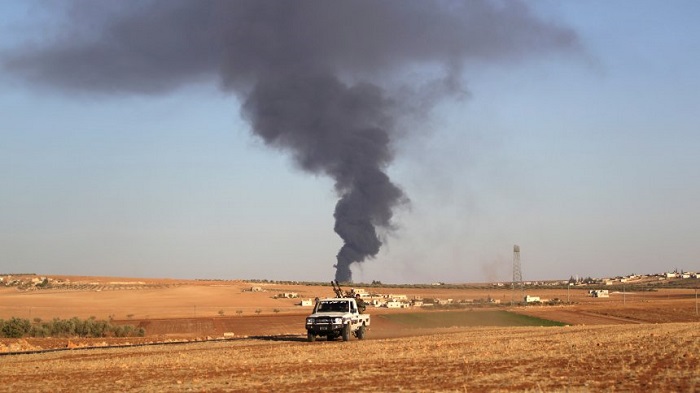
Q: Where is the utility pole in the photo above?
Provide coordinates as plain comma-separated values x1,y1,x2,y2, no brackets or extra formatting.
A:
511,245,523,306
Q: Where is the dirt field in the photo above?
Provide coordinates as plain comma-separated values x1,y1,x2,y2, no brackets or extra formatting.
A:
3,276,698,322
1,323,698,392
1,276,699,391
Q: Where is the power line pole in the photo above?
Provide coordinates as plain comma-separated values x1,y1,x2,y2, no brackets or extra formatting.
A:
511,245,523,305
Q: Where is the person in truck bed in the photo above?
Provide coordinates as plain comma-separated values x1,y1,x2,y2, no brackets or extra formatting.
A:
355,294,366,313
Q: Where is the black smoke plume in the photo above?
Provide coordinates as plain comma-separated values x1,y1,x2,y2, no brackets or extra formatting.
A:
241,73,404,282
2,0,578,282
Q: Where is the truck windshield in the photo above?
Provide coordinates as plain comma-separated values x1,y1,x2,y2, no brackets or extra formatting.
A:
317,301,349,312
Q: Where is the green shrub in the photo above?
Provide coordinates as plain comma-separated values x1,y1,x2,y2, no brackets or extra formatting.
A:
112,325,145,337
0,317,144,338
1,317,31,338
30,324,51,337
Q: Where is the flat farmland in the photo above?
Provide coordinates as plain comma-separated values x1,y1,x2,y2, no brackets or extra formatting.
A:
2,277,699,326
1,276,699,391
1,323,698,392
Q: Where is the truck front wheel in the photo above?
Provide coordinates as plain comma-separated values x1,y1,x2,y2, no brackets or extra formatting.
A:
342,324,350,341
357,325,366,340
307,331,316,342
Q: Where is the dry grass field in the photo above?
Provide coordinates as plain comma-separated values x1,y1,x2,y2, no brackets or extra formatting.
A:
1,323,698,392
1,275,699,391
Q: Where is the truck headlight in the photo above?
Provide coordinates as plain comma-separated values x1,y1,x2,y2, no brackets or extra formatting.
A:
306,318,314,324
333,318,342,324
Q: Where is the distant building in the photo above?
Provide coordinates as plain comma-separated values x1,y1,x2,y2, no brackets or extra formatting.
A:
279,292,298,298
590,290,609,298
371,299,386,307
524,295,540,303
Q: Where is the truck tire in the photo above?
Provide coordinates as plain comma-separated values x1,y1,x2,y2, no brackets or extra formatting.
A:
357,325,366,340
342,324,350,341
307,331,316,342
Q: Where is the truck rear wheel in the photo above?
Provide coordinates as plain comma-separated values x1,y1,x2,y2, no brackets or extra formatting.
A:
357,325,366,340
342,324,350,341
307,331,316,342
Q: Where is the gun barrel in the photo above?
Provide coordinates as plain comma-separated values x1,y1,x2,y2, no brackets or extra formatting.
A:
331,280,344,298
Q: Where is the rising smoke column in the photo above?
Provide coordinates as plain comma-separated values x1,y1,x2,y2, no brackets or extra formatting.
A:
241,73,404,281
1,0,579,282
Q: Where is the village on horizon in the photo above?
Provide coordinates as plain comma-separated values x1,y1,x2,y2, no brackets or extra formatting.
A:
2,268,698,289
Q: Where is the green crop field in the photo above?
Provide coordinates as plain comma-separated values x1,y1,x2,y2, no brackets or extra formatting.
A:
378,310,565,328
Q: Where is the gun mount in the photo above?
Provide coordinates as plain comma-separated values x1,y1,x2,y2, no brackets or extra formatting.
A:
331,280,348,298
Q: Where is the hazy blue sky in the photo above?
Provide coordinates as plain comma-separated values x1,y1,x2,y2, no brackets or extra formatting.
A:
1,1,698,283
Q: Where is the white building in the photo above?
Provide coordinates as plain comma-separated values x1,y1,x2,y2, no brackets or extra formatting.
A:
524,295,541,303
279,292,298,298
386,301,410,308
590,290,609,298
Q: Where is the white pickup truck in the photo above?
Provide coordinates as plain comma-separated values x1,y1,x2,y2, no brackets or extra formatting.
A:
305,297,370,341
